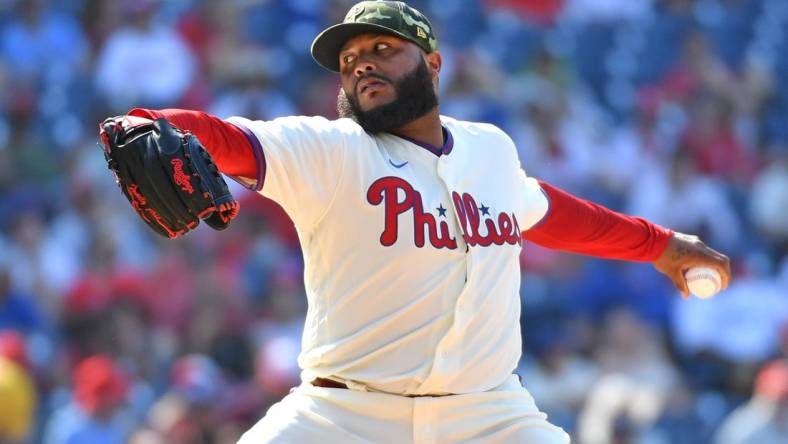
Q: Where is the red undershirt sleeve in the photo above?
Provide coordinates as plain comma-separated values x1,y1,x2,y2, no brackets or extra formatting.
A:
523,181,673,262
128,108,262,188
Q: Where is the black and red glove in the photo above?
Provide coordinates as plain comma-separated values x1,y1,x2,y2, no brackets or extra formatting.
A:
99,115,239,239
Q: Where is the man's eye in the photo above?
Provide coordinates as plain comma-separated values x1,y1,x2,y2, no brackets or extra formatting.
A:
375,43,390,51
343,54,355,65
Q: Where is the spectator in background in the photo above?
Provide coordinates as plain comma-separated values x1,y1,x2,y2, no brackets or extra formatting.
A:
577,373,667,444
43,355,135,444
180,1,298,120
509,83,599,191
576,309,680,443
4,208,60,302
146,354,224,444
644,382,708,444
660,30,734,107
516,325,599,431
208,68,297,122
0,331,36,444
440,52,508,127
625,149,743,253
60,232,149,358
600,91,676,195
0,260,44,335
0,0,88,82
94,0,196,110
0,0,90,160
714,359,788,444
652,30,759,183
594,308,678,388
506,46,606,191
250,263,305,400
750,150,788,253
678,94,757,183
1,87,58,185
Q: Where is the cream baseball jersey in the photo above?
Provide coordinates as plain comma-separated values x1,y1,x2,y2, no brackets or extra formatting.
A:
225,114,549,396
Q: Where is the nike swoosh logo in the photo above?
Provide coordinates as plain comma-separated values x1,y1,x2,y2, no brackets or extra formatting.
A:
388,159,408,168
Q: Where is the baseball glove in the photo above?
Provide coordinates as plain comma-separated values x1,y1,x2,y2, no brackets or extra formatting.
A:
99,115,239,239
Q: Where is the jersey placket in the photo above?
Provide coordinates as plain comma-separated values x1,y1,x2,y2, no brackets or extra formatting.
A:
421,149,476,390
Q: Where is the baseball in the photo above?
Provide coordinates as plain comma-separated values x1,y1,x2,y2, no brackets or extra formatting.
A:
684,266,722,299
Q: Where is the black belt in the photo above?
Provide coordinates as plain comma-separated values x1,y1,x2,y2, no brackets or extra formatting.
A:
311,377,349,389
310,378,450,397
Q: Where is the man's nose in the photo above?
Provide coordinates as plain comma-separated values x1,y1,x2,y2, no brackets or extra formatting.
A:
354,59,376,77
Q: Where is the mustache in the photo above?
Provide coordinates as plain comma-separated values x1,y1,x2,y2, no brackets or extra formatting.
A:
354,73,392,93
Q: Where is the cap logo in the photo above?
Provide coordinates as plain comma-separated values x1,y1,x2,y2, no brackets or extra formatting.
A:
399,10,431,34
416,27,427,39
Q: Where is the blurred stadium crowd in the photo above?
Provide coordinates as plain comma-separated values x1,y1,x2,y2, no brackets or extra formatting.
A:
0,0,786,443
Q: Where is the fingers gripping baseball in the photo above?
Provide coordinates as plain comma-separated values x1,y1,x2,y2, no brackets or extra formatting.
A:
652,232,731,298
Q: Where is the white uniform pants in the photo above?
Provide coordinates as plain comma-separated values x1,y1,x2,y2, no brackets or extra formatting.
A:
237,375,570,443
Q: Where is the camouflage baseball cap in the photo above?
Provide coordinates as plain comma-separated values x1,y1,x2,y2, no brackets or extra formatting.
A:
311,1,438,72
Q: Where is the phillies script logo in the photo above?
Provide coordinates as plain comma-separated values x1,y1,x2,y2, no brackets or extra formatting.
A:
366,177,521,249
171,159,194,194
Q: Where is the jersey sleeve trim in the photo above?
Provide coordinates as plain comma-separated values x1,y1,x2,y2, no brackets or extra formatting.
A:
526,186,552,231
225,120,266,192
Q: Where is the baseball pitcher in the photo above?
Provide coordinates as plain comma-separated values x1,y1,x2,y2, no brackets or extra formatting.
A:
98,2,731,443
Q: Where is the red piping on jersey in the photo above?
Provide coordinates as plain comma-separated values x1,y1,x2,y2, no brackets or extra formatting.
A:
527,187,552,231
523,181,673,262
225,121,266,191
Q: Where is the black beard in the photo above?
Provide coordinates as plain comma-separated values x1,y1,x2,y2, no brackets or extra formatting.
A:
337,58,438,134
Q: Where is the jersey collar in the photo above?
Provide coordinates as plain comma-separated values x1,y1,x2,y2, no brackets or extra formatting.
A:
390,126,454,157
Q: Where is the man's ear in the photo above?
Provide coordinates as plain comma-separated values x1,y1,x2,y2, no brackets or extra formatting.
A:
425,51,442,80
